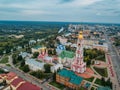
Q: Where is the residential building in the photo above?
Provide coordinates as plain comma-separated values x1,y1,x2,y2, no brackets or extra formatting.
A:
58,50,74,64
56,69,83,89
25,59,45,71
0,72,41,90
51,64,63,73
31,46,47,54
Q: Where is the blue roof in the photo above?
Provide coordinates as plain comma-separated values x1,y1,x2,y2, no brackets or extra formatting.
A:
58,69,83,85
56,44,66,50
97,86,111,90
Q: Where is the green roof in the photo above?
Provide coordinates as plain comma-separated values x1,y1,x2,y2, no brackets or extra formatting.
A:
58,69,83,85
33,46,45,49
97,86,111,90
59,50,75,59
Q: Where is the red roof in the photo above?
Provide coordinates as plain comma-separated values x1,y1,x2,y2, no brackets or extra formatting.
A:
0,74,6,77
11,77,24,87
17,82,40,90
7,72,17,80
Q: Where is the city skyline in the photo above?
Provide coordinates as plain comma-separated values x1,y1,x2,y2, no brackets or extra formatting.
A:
0,0,120,23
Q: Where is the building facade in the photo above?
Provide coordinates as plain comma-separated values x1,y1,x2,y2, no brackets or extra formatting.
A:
25,59,45,71
56,69,83,89
71,31,86,73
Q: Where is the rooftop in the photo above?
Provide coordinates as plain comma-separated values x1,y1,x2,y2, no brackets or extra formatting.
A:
7,72,17,80
11,77,24,87
17,82,40,90
33,46,46,49
59,50,75,59
58,69,83,85
26,59,45,68
97,86,111,90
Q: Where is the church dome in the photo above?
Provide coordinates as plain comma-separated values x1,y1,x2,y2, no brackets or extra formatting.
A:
78,31,83,39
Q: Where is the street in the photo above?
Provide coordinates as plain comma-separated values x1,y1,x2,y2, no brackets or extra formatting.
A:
2,66,50,90
104,30,120,90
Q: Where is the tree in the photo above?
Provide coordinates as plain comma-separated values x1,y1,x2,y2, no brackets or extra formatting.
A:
20,59,25,67
30,70,44,79
21,65,30,73
12,53,18,64
17,55,23,61
101,77,106,86
44,64,51,73
48,49,52,55
106,78,112,89
33,52,39,58
53,72,56,81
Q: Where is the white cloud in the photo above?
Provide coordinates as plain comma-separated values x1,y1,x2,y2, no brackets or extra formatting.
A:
0,0,119,23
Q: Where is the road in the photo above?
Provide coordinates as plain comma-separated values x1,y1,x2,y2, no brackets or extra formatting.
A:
2,66,50,90
104,30,120,90
1,55,50,90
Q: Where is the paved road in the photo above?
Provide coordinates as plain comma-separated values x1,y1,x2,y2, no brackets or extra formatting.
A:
104,30,120,90
2,66,49,90
7,55,51,90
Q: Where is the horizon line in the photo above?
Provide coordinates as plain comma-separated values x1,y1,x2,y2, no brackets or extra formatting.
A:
0,20,120,25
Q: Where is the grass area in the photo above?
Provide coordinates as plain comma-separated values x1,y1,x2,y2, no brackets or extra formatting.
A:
93,67,108,77
0,56,8,64
91,87,95,90
85,77,94,82
95,78,103,86
49,81,65,90
95,55,105,62
6,64,11,66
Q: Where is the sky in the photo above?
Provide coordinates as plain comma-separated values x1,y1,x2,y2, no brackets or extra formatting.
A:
0,0,120,23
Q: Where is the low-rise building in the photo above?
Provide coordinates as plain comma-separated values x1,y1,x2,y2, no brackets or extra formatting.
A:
19,52,31,59
93,43,108,52
56,44,66,55
58,50,74,64
32,46,47,54
25,59,45,71
0,72,18,84
56,69,83,89
0,72,41,90
29,40,36,45
11,77,25,90
51,64,63,73
43,56,53,63
17,82,40,90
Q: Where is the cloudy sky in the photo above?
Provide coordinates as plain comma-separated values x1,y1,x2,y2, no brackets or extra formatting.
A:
0,0,120,23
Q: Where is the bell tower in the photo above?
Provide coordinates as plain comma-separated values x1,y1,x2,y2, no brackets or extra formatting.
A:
71,31,86,73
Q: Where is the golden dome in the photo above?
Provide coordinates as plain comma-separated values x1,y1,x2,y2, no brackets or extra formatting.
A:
78,31,83,39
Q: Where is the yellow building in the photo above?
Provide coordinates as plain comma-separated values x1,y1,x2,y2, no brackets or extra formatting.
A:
31,46,47,54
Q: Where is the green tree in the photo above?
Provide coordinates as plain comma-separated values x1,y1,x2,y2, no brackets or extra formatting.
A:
20,59,25,67
21,65,30,73
33,52,39,58
17,55,23,61
101,77,106,86
44,64,51,73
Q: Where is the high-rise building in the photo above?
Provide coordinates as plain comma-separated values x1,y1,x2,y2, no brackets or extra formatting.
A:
71,31,86,73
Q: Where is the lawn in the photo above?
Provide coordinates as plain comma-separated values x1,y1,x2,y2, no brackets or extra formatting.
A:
93,67,108,77
0,56,8,64
95,55,105,62
49,81,65,90
91,87,95,90
95,78,103,86
85,77,94,82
